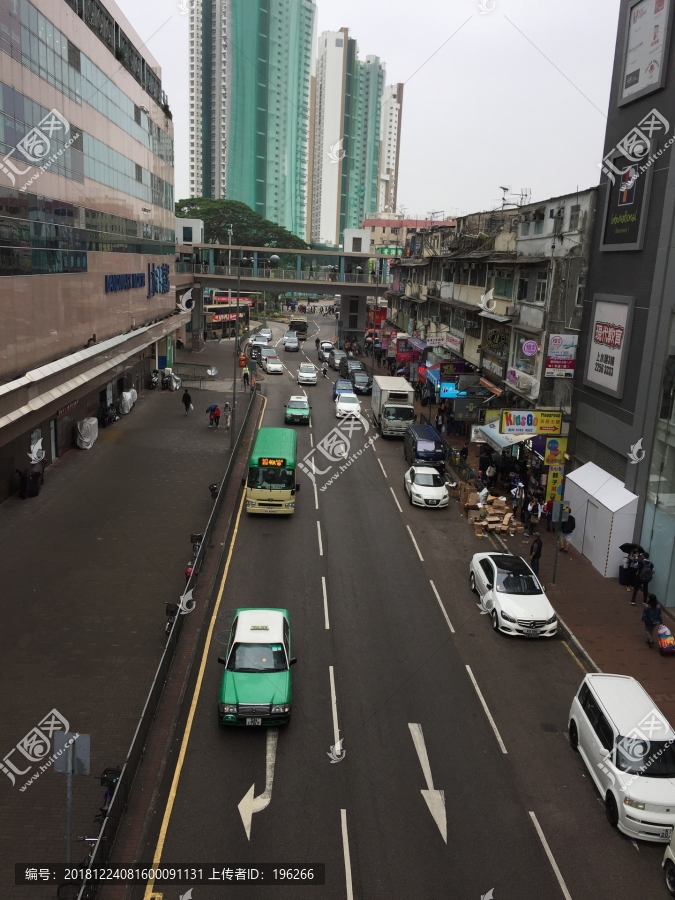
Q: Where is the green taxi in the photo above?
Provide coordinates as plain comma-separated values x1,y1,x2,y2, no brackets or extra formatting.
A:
217,608,296,726
284,395,311,425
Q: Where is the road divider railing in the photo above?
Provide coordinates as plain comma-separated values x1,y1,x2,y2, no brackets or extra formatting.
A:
73,388,258,900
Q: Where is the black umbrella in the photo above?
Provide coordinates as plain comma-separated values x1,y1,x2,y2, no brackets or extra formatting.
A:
619,542,645,554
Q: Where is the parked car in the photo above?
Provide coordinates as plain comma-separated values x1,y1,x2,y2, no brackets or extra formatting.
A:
335,392,361,418
350,371,372,395
297,363,317,385
338,357,366,379
318,341,335,362
329,349,347,370
469,553,557,637
569,674,675,843
333,378,353,400
403,424,445,472
262,355,283,374
285,336,300,352
403,466,449,508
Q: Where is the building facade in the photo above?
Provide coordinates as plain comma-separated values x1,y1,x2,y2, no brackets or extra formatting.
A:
378,82,403,214
0,0,182,501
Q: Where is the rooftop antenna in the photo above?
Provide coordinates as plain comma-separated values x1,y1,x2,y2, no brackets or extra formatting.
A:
427,210,445,224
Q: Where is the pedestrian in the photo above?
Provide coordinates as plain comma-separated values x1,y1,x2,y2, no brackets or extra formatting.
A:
182,389,192,415
435,412,443,432
242,365,250,387
315,336,320,349
642,594,663,647
223,401,232,429
560,511,576,552
309,262,316,280
625,548,640,591
524,496,542,537
459,443,469,464
631,552,654,606
203,329,208,343
511,481,524,515
486,462,497,488
530,531,543,576
15,468,28,500
209,405,221,428
544,497,554,532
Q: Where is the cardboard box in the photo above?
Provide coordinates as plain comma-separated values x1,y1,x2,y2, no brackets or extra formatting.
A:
467,509,481,523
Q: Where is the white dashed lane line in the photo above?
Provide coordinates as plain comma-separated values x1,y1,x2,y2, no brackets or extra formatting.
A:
406,525,424,562
429,580,455,633
322,576,330,629
465,665,508,754
317,520,323,556
390,486,403,513
529,812,573,900
377,458,387,478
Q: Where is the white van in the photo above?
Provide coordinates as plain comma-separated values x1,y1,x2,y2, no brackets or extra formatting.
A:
568,673,675,842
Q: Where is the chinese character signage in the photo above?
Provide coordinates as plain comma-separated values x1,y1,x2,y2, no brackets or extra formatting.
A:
147,263,170,298
500,410,563,435
396,337,414,361
584,296,634,398
544,437,567,466
444,333,463,355
546,465,565,502
545,334,578,378
440,361,466,379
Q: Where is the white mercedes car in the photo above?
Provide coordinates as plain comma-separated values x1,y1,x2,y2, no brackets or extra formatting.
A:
403,466,449,508
297,363,317,385
334,392,361,418
469,552,557,637
262,355,283,374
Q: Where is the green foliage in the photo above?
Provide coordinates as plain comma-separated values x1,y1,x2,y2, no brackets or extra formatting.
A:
175,198,308,249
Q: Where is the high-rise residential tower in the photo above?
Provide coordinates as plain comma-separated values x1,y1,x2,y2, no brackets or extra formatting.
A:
378,83,404,214
190,0,316,239
310,29,385,247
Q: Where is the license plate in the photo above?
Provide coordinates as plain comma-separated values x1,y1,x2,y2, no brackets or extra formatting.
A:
427,500,438,506
246,718,262,726
660,828,673,839
524,629,540,637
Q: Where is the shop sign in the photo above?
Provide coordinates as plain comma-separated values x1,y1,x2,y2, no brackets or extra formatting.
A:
584,296,633,398
454,398,481,421
500,409,563,435
57,400,77,418
482,356,504,379
396,337,414,361
521,339,539,357
485,327,508,351
377,246,403,256
545,334,578,378
546,465,565,502
544,436,567,466
506,368,520,386
147,263,170,298
440,361,466,379
444,333,463,355
426,335,446,347
367,308,387,325
104,272,145,293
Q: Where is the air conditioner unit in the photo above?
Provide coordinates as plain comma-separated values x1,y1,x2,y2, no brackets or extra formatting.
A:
512,216,521,225
429,315,440,323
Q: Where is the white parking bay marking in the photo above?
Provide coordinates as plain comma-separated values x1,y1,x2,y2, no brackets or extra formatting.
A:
314,482,319,510
529,811,573,900
322,577,330,629
408,723,447,843
465,665,507,754
237,727,279,840
390,486,403,512
341,810,354,900
329,666,342,757
407,525,424,562
429,580,455,633
377,458,387,478
317,521,323,556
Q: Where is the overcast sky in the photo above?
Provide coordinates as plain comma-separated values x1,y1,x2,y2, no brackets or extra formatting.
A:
115,0,620,217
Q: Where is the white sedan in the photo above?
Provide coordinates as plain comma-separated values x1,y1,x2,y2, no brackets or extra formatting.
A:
297,363,317,385
262,355,283,374
469,552,557,637
334,392,361,418
259,327,273,341
403,466,449,508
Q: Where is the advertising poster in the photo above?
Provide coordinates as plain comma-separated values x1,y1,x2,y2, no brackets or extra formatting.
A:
621,0,670,102
546,465,565,502
545,334,578,378
585,299,631,394
544,437,568,466
500,410,563,435
444,333,463,355
440,361,466,379
600,152,651,250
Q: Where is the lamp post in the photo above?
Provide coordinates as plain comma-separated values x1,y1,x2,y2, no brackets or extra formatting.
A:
230,242,241,450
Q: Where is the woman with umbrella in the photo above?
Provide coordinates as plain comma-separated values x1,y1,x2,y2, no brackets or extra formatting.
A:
206,404,221,428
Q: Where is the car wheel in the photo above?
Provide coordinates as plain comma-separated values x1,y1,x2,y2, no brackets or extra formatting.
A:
491,609,499,632
665,860,675,896
470,571,477,594
569,720,579,751
605,792,619,829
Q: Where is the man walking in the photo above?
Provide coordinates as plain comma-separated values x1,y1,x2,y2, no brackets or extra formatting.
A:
631,553,654,605
182,388,192,416
242,364,250,388
642,595,663,647
560,511,576,552
530,532,543,576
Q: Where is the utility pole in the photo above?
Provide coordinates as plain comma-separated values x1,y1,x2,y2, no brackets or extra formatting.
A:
231,250,241,449
227,223,233,272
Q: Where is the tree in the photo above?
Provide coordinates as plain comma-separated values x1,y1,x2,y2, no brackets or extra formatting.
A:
175,198,308,249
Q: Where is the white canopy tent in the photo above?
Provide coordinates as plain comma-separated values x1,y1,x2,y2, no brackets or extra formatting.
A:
564,462,639,578
477,421,531,454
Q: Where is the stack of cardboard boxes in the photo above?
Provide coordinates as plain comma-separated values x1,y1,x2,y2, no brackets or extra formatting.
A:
461,490,526,540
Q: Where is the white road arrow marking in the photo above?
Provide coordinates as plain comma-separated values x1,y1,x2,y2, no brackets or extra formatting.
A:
238,727,278,840
408,723,447,843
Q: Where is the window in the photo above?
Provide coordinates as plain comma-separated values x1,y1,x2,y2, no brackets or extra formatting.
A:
335,37,343,47
534,217,544,235
517,275,529,301
576,273,586,306
182,226,193,243
521,222,530,236
580,690,613,751
534,271,548,303
514,332,539,375
351,237,362,252
569,205,581,231
479,560,494,585
392,227,399,235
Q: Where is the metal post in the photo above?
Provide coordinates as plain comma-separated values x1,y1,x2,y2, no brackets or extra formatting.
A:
552,500,564,585
66,741,73,864
231,263,241,449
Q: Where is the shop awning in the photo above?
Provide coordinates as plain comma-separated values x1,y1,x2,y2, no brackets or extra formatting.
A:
479,377,503,396
477,421,531,452
425,364,440,387
479,312,511,322
408,336,427,351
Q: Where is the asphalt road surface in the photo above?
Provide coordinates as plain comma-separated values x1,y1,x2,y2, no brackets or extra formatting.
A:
135,313,667,900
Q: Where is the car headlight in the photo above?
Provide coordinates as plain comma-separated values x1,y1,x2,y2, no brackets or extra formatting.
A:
285,502,295,508
546,614,557,625
246,500,255,508
219,704,237,714
411,492,422,500
500,610,517,623
623,797,645,809
271,704,290,714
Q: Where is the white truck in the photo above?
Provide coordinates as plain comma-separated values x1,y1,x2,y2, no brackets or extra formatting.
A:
371,376,416,437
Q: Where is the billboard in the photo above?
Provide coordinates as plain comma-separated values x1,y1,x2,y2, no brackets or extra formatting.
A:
583,294,634,398
545,334,578,378
500,410,563,435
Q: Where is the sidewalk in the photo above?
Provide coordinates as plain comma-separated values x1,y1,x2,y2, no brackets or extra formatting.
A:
0,340,250,900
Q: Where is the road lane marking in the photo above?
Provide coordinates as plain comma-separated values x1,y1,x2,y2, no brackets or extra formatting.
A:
429,580,455,633
562,640,587,673
341,810,354,900
310,433,314,446
238,728,279,840
465,665,507,754
390,486,403,512
529,811,573,900
329,666,342,757
407,525,424,561
317,520,323,556
322,576,330,629
313,482,319,510
408,723,447,843
377,458,387,478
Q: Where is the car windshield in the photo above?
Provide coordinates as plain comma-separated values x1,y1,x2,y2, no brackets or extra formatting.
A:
340,396,359,405
299,365,314,372
285,332,296,338
414,473,444,487
353,373,369,382
287,400,308,409
227,642,287,672
266,357,280,364
247,467,295,490
321,343,333,349
616,737,675,778
384,406,415,421
495,569,542,595
261,348,276,357
332,351,346,359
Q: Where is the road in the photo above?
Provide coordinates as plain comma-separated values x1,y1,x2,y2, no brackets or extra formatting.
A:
134,313,666,900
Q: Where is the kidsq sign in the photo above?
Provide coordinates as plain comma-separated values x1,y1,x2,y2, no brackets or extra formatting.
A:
500,409,563,435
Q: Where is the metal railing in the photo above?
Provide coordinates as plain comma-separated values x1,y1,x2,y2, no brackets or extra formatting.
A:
178,263,386,285
74,387,258,900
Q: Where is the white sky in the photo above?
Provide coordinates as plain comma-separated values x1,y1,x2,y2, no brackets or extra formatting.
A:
115,0,620,217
